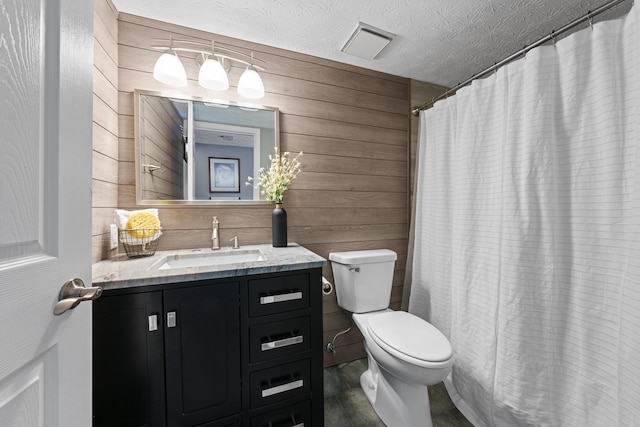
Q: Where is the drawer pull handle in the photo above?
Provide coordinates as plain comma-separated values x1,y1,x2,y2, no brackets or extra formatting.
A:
261,335,304,351
260,291,302,305
261,379,304,397
292,424,304,427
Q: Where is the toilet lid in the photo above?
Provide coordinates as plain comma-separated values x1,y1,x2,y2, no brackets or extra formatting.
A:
368,311,452,363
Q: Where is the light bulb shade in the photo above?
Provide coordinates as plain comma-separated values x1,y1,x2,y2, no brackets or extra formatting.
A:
237,67,265,99
153,52,187,87
198,58,229,91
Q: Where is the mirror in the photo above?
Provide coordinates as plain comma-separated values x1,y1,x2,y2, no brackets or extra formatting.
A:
134,89,279,205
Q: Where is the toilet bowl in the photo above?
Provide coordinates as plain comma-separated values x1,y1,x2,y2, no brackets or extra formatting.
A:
329,249,453,427
353,310,453,427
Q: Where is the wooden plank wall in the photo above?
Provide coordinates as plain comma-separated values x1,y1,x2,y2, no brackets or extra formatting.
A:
139,95,185,200
113,13,410,367
92,0,119,262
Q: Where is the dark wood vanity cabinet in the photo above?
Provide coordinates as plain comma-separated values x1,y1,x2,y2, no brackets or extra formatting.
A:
93,268,323,427
93,290,167,427
164,283,242,426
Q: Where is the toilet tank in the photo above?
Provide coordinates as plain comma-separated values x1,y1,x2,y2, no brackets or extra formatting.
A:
329,249,397,313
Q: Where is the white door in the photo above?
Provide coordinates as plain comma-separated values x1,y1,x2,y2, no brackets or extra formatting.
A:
0,0,93,425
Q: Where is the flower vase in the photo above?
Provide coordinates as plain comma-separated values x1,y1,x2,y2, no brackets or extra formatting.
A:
272,203,287,247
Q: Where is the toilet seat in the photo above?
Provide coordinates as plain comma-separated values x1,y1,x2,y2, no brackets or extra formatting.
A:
367,311,452,368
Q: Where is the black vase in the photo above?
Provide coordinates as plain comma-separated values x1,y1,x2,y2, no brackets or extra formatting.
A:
272,204,287,247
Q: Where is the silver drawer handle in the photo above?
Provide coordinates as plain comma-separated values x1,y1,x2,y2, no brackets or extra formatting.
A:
261,335,304,351
260,291,302,305
261,379,304,397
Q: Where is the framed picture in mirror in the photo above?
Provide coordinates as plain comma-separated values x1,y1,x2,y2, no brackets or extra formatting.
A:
209,157,240,192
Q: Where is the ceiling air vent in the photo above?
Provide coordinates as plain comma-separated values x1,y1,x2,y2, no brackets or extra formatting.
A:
341,22,395,60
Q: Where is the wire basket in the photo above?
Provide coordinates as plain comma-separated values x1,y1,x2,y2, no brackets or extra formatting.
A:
119,228,161,258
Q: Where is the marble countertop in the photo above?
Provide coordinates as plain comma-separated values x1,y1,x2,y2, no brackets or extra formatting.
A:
92,243,326,291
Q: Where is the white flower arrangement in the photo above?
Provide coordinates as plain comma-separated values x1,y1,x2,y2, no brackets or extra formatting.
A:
246,148,302,204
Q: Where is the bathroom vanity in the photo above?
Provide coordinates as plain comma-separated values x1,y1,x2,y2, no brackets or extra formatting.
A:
91,244,326,427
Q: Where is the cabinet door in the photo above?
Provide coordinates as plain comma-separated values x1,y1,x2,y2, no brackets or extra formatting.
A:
93,291,165,427
164,283,241,426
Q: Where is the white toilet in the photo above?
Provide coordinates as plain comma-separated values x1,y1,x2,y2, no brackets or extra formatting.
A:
329,249,453,427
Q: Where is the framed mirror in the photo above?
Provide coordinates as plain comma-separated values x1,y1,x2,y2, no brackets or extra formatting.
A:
134,89,279,205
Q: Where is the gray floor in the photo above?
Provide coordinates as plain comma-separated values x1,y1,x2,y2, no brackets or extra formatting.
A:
324,358,473,427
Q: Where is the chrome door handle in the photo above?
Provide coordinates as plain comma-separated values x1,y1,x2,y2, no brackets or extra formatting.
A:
53,278,102,315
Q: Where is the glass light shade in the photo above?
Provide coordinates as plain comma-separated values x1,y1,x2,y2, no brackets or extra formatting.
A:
237,66,265,99
153,52,187,87
198,58,229,91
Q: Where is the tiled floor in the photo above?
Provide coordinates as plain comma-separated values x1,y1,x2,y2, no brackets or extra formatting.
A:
324,358,473,427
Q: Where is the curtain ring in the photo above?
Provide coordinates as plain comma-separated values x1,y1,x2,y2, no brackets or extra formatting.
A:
588,10,594,30
551,30,557,49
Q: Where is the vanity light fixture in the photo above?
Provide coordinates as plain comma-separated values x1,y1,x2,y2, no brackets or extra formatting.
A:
153,50,188,87
197,55,229,90
151,37,267,99
237,54,265,99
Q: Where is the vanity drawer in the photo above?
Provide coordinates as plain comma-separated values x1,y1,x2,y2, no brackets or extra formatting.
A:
248,274,310,317
250,359,311,408
250,400,311,427
250,317,310,363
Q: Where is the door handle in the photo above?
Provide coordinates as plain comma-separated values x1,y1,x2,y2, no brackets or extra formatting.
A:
53,278,102,315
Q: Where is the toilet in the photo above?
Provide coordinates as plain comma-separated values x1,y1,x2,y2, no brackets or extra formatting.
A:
329,249,453,427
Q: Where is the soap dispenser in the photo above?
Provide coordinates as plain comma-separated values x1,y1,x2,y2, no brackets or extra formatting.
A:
212,216,220,250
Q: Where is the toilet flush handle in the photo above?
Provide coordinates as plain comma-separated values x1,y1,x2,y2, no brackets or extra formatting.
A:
349,266,360,273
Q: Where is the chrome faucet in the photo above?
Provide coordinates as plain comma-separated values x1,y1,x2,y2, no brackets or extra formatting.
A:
230,235,239,249
211,217,220,250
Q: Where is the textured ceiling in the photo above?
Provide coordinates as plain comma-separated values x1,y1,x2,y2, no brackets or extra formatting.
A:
110,0,631,88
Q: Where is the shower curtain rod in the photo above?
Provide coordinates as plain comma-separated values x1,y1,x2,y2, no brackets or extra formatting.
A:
411,0,629,116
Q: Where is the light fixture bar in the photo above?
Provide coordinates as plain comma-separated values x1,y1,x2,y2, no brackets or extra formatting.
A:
151,38,266,70
152,36,267,99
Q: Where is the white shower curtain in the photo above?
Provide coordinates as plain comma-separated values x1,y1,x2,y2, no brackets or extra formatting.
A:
410,4,640,426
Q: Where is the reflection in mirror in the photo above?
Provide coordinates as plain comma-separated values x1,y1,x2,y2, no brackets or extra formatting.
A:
134,90,279,205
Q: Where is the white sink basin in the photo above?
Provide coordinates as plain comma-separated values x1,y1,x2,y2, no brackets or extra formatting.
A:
150,249,267,270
